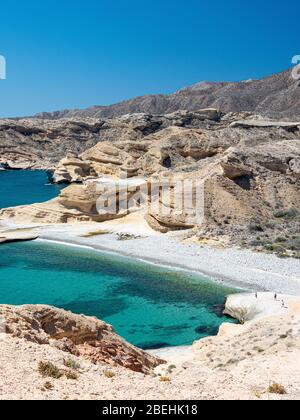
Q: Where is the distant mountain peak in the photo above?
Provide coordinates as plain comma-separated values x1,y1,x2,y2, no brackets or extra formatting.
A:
34,68,300,121
176,81,216,93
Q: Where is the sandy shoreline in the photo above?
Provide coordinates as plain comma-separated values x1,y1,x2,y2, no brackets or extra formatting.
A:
1,218,300,295
0,217,300,295
1,218,300,399
40,230,300,295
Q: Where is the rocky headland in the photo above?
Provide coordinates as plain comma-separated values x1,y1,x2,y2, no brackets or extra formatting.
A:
0,106,299,257
0,305,162,374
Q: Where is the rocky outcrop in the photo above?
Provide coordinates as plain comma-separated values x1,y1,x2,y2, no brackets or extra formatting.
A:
193,293,300,371
0,110,224,170
229,119,300,129
1,110,299,253
51,124,228,183
51,114,300,183
52,153,91,184
0,200,97,224
0,119,106,169
0,233,38,245
0,178,147,224
0,305,163,374
1,295,300,400
35,69,300,121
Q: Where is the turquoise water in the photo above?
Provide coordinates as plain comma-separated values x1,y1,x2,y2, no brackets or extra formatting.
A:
0,241,237,349
0,170,237,348
0,170,63,209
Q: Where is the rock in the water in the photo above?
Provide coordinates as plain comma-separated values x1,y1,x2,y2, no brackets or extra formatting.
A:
0,232,39,245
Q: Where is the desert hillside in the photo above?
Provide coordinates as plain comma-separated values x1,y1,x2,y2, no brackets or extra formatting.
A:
1,108,299,257
35,69,300,121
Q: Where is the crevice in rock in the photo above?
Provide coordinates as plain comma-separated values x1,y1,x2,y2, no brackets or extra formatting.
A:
233,175,253,191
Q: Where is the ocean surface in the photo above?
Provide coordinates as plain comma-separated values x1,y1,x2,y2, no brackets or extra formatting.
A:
0,170,238,349
0,170,63,209
0,241,237,349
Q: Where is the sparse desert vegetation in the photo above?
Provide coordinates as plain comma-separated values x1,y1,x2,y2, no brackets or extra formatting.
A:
268,383,287,395
103,370,116,379
238,213,300,258
63,358,81,371
38,361,79,381
38,362,63,379
81,230,110,238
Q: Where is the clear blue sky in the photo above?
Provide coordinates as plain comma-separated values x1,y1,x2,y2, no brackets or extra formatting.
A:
0,0,299,117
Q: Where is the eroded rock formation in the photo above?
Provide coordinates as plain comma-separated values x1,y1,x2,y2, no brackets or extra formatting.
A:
0,109,299,254
0,305,163,374
193,293,300,372
0,110,223,170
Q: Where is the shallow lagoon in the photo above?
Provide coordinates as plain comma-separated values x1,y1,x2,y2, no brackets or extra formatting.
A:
0,241,237,348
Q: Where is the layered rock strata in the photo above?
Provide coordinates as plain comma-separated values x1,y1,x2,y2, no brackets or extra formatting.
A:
0,305,163,374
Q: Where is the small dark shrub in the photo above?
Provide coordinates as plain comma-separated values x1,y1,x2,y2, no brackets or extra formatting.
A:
104,370,116,378
43,382,54,390
65,370,79,380
63,358,81,371
249,223,264,233
273,208,299,219
268,383,287,395
38,362,63,379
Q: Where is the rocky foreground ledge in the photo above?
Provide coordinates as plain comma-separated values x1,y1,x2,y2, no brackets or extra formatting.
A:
0,305,163,374
0,294,300,400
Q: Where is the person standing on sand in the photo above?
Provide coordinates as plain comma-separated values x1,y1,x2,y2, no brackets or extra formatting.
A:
274,293,277,301
255,293,258,299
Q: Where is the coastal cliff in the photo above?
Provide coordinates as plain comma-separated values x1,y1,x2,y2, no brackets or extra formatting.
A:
0,69,299,257
1,109,299,257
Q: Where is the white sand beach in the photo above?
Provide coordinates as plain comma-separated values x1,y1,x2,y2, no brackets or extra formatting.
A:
1,215,300,295
1,216,300,400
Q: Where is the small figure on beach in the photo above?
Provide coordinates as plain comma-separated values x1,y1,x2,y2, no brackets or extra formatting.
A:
255,293,258,299
274,293,277,301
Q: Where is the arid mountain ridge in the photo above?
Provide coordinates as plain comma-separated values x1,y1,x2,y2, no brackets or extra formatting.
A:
1,109,299,256
0,68,299,256
35,69,300,121
0,69,300,401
